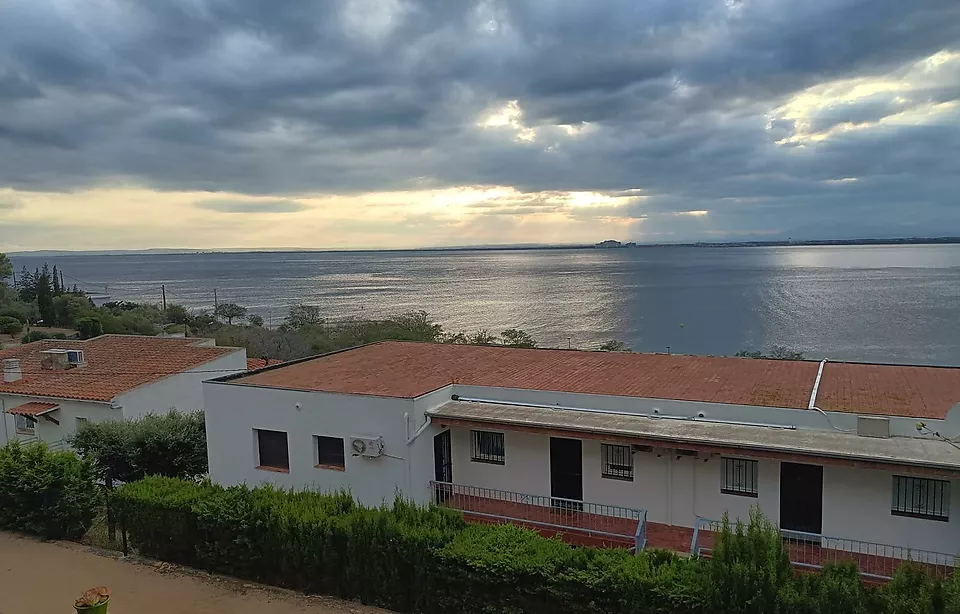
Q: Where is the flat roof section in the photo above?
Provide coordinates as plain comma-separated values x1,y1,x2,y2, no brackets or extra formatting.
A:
229,341,960,418
429,400,960,475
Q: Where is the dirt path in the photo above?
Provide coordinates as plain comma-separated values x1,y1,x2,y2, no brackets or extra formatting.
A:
0,532,394,614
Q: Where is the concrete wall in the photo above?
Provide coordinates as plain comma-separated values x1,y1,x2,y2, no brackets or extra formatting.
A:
450,384,952,439
203,382,440,507
114,350,247,418
0,394,120,445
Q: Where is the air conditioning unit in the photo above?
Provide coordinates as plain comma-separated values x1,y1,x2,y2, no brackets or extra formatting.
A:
349,436,384,458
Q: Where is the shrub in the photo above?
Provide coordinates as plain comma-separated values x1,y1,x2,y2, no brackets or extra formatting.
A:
21,330,68,344
75,315,103,339
709,509,794,614
110,477,958,614
0,441,99,539
0,315,23,334
71,411,208,483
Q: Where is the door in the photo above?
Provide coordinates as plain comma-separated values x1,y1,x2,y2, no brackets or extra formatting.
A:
780,462,823,534
433,430,453,503
550,437,583,508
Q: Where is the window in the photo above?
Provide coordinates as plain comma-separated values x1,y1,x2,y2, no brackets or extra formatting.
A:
14,414,34,435
256,429,289,472
471,430,505,464
601,444,633,480
315,435,345,470
721,457,758,497
892,476,949,521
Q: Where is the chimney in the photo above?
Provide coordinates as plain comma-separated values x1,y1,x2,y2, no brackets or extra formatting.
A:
3,359,22,383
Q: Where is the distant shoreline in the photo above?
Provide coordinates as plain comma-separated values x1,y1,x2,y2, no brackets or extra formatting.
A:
8,236,960,258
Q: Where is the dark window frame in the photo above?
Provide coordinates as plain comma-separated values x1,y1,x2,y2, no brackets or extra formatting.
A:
256,428,290,471
316,435,346,470
471,430,505,465
720,457,758,498
892,475,950,522
601,443,634,481
14,414,35,435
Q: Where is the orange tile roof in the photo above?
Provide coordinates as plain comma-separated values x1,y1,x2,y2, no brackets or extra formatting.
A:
233,342,960,419
6,401,59,416
0,335,241,403
247,358,283,370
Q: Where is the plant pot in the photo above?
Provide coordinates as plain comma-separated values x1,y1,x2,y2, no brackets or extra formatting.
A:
75,598,109,614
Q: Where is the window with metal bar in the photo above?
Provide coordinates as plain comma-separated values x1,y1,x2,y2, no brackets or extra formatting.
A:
891,476,949,521
720,457,758,497
601,444,633,481
471,430,505,464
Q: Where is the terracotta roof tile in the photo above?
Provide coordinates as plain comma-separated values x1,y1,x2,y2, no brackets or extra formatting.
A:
247,358,283,370
234,342,960,419
236,342,819,409
6,401,59,416
0,335,241,403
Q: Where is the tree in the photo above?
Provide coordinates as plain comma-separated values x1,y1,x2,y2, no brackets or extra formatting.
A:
0,253,11,285
247,314,264,327
35,266,54,325
599,340,631,352
52,294,94,327
52,265,61,295
214,302,247,325
286,303,322,329
75,315,104,339
500,329,537,348
163,304,191,325
16,266,34,302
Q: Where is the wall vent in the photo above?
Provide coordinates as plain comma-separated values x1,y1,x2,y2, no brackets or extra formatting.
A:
857,416,890,438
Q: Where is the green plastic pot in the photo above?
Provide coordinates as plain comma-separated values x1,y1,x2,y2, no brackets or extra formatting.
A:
75,598,109,614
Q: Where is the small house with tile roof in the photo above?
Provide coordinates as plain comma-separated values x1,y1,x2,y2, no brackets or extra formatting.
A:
205,341,960,579
1,335,246,448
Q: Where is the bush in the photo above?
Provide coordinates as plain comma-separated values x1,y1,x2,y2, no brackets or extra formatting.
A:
709,509,794,613
75,315,103,339
0,315,23,334
20,330,68,344
0,441,99,539
71,411,208,483
111,477,958,614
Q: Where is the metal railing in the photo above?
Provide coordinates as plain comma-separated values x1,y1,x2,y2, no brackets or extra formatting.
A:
431,481,648,552
691,517,958,581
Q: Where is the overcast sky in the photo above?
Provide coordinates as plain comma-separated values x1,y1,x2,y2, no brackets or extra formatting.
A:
1,0,958,251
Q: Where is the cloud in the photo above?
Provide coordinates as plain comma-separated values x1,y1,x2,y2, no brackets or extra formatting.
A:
194,198,307,213
0,0,958,248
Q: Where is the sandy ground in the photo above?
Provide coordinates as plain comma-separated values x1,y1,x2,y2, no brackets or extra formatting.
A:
0,532,394,614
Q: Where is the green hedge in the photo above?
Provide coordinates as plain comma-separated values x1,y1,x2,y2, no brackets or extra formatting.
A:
114,477,960,614
0,441,99,539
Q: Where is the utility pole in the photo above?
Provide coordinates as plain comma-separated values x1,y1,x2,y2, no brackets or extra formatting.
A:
213,288,219,320
161,284,167,312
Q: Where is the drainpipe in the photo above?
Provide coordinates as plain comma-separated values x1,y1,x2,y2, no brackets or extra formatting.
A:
808,359,828,409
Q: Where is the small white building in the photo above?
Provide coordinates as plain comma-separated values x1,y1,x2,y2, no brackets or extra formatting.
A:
204,341,960,576
1,335,247,447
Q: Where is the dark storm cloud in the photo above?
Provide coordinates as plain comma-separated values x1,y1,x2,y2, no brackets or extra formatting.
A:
194,198,307,213
1,0,959,239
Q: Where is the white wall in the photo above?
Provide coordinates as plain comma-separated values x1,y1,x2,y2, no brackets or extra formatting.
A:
451,428,551,497
0,394,120,445
203,381,440,507
114,350,246,418
823,465,960,554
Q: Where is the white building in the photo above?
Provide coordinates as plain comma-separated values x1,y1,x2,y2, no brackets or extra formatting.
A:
204,341,960,576
1,335,247,447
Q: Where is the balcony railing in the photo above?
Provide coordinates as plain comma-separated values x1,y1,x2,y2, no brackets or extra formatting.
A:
430,481,648,552
691,517,958,580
